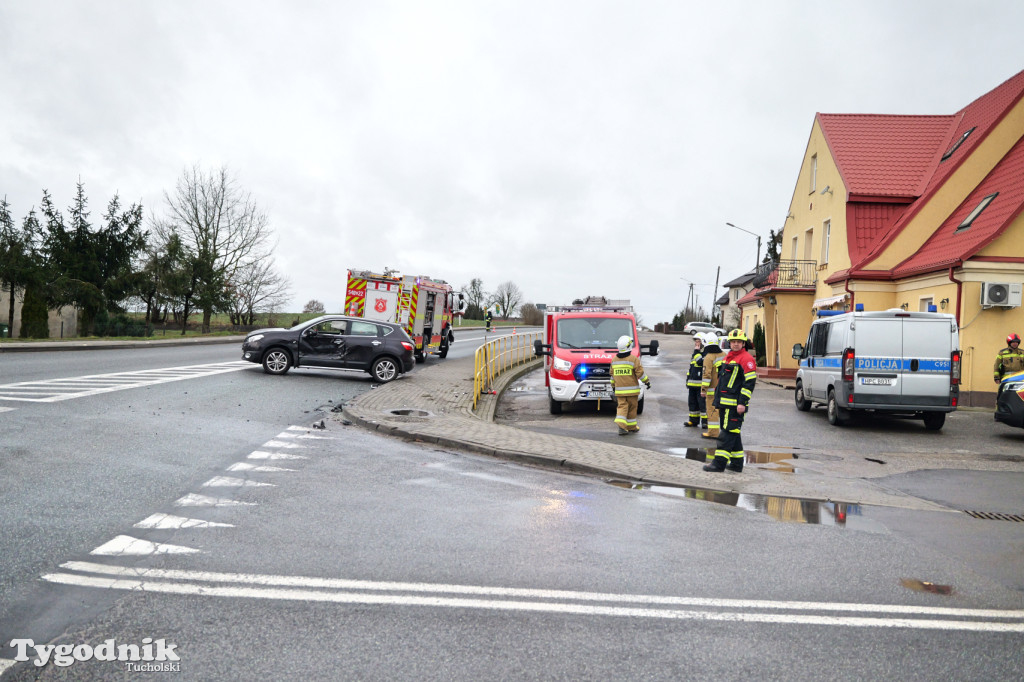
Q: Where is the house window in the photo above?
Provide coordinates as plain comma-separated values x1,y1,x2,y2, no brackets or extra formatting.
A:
941,127,976,162
809,154,817,193
955,193,998,232
803,227,814,261
820,219,831,264
791,236,798,260
919,297,933,312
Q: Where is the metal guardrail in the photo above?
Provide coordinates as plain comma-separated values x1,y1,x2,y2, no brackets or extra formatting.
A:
472,331,542,410
751,259,818,289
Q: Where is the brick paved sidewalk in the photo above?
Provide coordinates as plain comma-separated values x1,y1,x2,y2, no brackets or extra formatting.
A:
339,354,950,511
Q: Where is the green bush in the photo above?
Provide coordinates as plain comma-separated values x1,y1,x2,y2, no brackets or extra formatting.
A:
19,285,49,339
753,321,766,366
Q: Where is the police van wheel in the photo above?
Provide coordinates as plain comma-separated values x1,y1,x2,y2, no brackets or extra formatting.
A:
827,389,849,426
922,412,946,430
794,381,811,412
637,396,645,415
548,394,563,415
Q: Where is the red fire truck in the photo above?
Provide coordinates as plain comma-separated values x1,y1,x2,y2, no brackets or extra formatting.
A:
345,269,464,361
533,297,658,414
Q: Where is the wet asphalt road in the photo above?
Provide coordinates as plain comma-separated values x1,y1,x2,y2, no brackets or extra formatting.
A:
1,339,1022,679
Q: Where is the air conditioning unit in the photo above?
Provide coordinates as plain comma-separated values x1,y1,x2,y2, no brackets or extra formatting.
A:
980,282,1023,307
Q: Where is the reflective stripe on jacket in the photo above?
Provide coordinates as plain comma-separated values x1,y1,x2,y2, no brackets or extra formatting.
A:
611,353,648,396
994,347,1024,380
701,346,724,391
686,348,705,388
713,348,756,408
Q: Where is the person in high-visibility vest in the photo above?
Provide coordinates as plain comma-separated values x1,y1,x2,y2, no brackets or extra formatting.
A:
484,309,493,331
699,332,725,441
705,329,756,473
994,333,1024,395
611,335,650,435
683,333,706,428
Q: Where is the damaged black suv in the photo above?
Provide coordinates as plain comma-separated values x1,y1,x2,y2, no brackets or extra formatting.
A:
241,315,415,383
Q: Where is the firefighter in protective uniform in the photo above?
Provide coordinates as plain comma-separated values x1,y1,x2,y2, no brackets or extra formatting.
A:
611,335,650,435
699,332,725,442
684,333,706,428
994,333,1024,395
705,329,757,473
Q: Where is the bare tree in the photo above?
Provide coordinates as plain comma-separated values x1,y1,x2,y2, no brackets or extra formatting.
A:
460,278,487,319
519,302,543,325
228,257,293,325
302,299,325,314
157,165,273,333
490,281,523,320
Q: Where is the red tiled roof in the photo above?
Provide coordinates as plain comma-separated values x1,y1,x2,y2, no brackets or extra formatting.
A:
815,70,1024,281
818,114,955,198
892,134,1024,277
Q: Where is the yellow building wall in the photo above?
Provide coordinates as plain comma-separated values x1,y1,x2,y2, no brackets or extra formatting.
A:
764,294,816,370
781,118,851,301
868,98,1024,270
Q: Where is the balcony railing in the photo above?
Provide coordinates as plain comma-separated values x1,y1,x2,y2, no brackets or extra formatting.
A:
751,259,817,289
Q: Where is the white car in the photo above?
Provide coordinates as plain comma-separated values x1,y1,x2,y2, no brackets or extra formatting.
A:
682,321,725,336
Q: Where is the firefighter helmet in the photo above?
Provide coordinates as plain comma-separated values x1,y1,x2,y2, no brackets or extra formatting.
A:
727,328,748,342
1009,333,1021,345
698,332,715,346
617,335,633,352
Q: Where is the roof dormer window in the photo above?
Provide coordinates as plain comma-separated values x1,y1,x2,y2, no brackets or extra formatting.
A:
941,126,976,161
954,192,997,232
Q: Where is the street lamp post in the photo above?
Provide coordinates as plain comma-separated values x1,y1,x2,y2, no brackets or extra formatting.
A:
725,222,762,270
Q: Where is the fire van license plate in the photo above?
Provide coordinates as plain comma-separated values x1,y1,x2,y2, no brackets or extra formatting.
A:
861,377,894,386
586,388,612,399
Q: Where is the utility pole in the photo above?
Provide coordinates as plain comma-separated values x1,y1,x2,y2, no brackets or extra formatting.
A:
712,265,720,322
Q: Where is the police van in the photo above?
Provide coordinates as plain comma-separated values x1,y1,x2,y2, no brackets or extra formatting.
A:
791,308,961,429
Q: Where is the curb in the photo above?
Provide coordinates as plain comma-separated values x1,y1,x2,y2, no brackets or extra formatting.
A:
0,336,246,353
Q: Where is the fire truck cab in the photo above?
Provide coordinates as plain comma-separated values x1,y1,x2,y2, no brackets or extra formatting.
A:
533,297,658,414
345,269,464,361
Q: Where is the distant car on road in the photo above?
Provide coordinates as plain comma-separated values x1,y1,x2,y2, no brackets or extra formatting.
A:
682,321,726,336
241,315,415,383
995,370,1024,428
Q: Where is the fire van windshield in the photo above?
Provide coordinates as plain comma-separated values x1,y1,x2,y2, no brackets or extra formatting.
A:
556,318,634,349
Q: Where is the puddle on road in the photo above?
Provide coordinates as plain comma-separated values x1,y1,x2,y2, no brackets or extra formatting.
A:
608,479,880,530
666,447,802,473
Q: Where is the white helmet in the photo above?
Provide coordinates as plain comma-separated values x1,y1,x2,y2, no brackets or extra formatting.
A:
698,332,715,346
616,335,633,352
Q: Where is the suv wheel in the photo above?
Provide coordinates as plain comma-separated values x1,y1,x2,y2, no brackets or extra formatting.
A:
371,357,399,383
827,388,849,426
262,349,291,375
794,380,811,411
922,412,946,430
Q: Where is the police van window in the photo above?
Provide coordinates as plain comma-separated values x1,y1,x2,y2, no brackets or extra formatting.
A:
825,321,845,354
810,323,829,356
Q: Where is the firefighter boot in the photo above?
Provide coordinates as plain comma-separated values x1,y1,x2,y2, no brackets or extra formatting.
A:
683,420,698,428
726,456,744,473
700,418,708,429
702,456,727,473
701,428,719,439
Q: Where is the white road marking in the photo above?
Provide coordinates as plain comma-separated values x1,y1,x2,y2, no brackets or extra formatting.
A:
202,476,276,488
277,431,334,440
89,536,201,556
227,462,297,473
0,406,15,413
0,658,15,675
133,513,234,529
174,493,257,507
0,361,249,403
261,440,305,449
42,563,1024,632
247,450,308,460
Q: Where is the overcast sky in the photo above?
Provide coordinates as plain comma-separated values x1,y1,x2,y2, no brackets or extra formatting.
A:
2,1,1022,323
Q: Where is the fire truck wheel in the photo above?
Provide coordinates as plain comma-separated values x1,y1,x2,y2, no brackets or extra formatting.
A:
439,342,449,359
372,357,399,383
548,393,562,415
414,351,425,363
637,396,645,415
261,349,291,375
